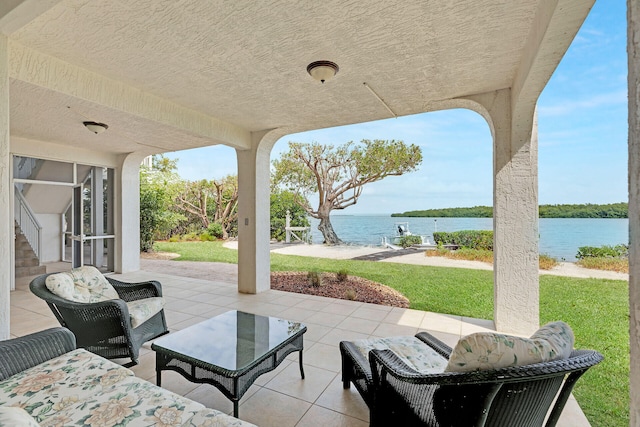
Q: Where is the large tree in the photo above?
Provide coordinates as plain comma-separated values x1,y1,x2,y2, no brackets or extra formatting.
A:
174,175,239,239
272,139,422,244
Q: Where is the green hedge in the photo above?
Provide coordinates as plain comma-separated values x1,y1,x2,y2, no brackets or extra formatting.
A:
576,244,628,259
433,230,493,250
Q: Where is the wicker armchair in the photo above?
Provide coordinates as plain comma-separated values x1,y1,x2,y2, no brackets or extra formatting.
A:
30,273,169,367
340,331,603,427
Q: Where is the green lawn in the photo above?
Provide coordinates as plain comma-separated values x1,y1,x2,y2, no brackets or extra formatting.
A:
153,241,629,426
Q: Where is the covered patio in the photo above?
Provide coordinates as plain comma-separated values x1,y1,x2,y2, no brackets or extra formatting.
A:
2,0,639,424
10,261,591,426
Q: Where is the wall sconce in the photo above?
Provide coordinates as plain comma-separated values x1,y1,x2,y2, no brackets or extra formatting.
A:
83,121,108,134
307,61,339,83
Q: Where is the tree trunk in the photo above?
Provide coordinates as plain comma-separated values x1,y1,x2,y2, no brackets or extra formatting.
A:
318,216,343,245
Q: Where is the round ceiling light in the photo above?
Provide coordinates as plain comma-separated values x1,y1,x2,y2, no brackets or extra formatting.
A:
306,60,339,83
83,121,108,134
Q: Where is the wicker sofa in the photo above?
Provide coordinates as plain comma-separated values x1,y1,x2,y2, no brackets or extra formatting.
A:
0,328,256,427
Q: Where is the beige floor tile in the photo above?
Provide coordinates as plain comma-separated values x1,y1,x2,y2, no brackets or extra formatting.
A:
264,363,336,403
277,306,316,322
336,317,380,335
305,311,347,328
302,342,342,372
294,299,332,312
164,310,195,327
318,328,370,346
350,306,391,321
420,312,463,336
316,376,370,422
382,307,427,327
154,370,200,397
296,405,368,427
370,322,418,338
130,351,158,382
302,323,333,342
460,317,496,335
240,388,312,427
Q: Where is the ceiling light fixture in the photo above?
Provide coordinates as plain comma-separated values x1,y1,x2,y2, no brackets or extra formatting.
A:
307,60,339,83
83,121,108,134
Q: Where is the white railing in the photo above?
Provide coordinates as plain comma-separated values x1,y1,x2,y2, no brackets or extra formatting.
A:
14,188,42,260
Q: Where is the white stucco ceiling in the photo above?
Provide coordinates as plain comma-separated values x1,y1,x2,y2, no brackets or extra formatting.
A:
2,0,594,155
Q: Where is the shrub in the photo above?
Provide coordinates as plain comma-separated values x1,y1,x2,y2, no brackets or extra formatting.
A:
183,232,201,241
199,232,214,241
433,230,493,250
168,236,180,242
336,269,349,282
398,235,422,248
207,222,224,239
576,244,628,259
307,270,323,287
345,288,357,300
539,254,559,270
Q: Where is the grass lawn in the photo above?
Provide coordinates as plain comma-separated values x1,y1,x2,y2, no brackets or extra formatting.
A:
153,241,629,426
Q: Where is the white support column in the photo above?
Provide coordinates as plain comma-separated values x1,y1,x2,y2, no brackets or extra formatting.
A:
464,90,539,335
0,35,9,339
494,99,539,336
628,1,640,423
115,153,146,273
236,131,274,294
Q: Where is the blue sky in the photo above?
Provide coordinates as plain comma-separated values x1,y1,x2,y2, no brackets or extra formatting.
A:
166,2,627,215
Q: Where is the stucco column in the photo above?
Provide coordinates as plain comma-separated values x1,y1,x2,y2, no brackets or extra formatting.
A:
0,35,9,339
628,1,640,423
494,91,539,335
236,131,273,294
465,90,539,335
114,153,146,273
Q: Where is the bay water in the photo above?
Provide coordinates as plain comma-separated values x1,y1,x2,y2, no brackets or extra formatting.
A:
307,216,628,261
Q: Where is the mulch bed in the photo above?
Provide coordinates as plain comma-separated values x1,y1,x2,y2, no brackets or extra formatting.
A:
270,271,409,308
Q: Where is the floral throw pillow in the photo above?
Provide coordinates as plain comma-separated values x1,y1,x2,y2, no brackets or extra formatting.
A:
445,321,574,372
45,266,119,303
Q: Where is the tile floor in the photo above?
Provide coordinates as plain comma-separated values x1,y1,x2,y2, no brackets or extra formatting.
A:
10,261,590,427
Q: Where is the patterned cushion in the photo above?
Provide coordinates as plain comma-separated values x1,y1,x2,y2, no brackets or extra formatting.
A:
0,407,40,427
45,266,118,303
126,297,166,328
445,321,575,372
351,336,448,374
530,321,574,359
0,349,134,423
37,376,250,427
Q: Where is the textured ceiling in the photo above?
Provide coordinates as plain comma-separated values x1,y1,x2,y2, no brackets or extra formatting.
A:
5,0,591,155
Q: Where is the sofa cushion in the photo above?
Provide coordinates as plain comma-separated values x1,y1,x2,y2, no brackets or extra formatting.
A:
45,266,118,303
0,406,40,427
37,375,251,427
351,336,448,374
0,349,133,423
445,321,575,372
126,297,166,328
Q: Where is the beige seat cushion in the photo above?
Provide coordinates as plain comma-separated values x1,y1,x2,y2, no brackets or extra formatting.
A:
445,321,575,372
351,335,448,374
45,266,118,303
126,297,166,328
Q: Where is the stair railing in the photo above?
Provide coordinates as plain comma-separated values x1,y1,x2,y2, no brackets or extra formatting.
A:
14,187,42,260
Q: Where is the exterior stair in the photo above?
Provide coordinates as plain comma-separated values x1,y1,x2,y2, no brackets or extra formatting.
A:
15,224,46,278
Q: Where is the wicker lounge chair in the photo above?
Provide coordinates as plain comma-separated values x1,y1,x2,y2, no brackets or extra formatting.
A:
340,331,603,427
30,272,169,367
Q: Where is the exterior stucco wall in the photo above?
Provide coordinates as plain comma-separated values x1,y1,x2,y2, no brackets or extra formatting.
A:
628,1,640,423
0,35,9,339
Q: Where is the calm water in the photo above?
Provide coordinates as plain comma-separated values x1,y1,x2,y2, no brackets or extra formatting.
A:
307,216,629,261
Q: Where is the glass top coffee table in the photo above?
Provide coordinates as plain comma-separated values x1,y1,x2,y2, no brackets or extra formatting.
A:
151,310,306,417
